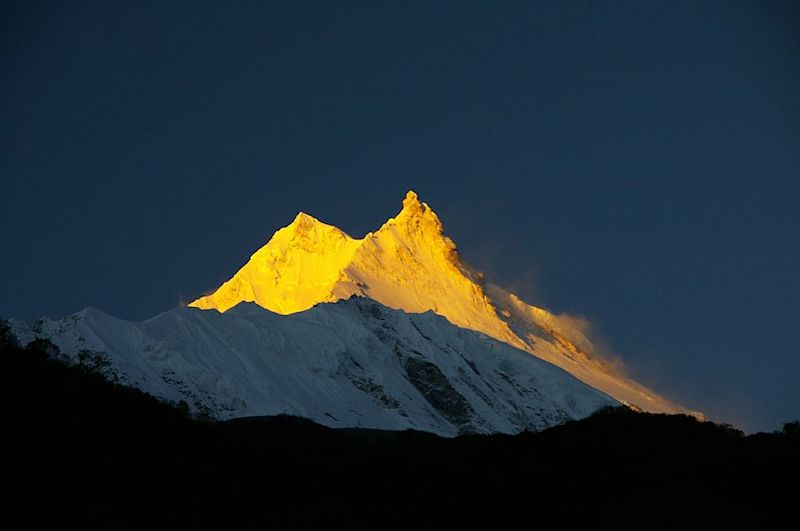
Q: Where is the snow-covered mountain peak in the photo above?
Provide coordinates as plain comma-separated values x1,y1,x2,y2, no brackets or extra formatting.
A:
389,189,445,236
398,189,432,218
364,191,459,279
289,210,318,228
189,211,360,314
281,211,351,242
189,191,698,417
401,189,423,210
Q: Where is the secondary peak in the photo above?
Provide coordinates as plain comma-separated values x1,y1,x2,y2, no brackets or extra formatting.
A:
290,211,321,228
293,211,314,221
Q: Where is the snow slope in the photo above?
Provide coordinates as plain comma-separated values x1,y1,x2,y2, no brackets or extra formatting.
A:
191,191,694,416
13,298,615,436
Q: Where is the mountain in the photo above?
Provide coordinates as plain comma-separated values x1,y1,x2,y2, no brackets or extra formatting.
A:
10,297,614,436
9,190,695,434
191,191,693,416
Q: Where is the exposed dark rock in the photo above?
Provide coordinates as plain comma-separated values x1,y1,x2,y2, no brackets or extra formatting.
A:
403,356,476,432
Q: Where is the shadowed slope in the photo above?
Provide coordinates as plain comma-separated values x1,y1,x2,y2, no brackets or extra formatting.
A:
11,298,615,436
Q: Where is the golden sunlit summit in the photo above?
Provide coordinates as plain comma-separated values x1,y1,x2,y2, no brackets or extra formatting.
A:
191,191,698,417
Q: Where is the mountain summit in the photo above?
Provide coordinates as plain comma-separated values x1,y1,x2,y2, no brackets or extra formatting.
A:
191,191,693,416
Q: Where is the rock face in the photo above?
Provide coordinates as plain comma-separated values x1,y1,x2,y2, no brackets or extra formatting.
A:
191,191,693,415
14,298,616,436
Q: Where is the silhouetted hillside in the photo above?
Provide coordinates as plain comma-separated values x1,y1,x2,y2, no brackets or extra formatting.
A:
2,330,797,529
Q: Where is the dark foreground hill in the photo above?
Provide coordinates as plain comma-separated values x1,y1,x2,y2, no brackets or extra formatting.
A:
2,333,797,530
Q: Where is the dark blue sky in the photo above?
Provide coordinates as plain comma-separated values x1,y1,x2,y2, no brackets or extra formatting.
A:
2,1,798,432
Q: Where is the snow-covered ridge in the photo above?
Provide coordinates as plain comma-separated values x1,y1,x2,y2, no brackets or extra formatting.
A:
12,297,616,436
191,191,696,416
